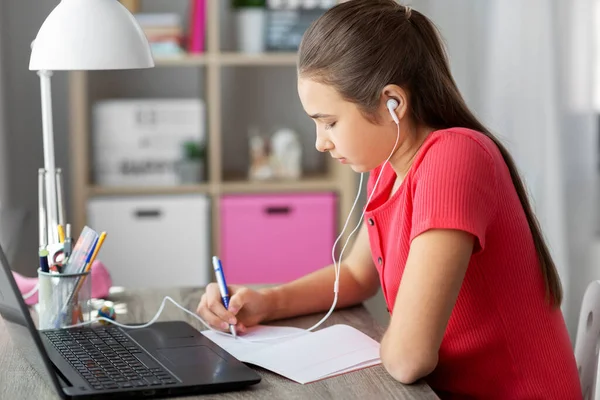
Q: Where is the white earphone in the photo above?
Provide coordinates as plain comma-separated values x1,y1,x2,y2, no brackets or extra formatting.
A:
387,98,400,125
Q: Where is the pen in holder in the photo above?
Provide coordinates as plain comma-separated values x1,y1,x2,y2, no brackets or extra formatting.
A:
37,269,92,330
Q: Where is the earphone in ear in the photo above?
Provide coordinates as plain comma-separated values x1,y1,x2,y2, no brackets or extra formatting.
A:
386,99,400,125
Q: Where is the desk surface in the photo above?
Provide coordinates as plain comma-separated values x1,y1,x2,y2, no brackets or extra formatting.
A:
0,287,438,400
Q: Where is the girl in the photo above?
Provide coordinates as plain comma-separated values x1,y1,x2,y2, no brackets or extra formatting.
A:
197,1,582,398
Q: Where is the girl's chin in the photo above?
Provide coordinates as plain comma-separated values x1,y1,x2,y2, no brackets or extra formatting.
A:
349,164,370,173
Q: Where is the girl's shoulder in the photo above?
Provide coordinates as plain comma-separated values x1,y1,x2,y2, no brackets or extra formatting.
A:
367,127,501,198
420,127,498,161
410,127,500,177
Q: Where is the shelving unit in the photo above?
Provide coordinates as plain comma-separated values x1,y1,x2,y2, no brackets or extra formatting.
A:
68,0,357,259
150,52,300,67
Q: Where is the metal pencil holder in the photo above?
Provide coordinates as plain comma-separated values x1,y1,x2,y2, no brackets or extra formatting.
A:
37,269,92,330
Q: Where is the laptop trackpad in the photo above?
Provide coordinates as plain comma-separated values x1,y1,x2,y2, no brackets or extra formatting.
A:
157,346,225,367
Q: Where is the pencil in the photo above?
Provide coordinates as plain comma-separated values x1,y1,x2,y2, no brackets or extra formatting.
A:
87,232,106,269
57,225,65,243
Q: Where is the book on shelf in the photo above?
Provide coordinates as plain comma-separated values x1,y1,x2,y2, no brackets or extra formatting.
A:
188,0,207,54
135,12,185,57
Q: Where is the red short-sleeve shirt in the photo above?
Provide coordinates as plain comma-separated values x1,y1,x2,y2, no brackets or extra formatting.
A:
364,128,581,399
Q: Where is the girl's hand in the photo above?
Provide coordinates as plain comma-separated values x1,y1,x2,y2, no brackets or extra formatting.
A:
196,283,274,333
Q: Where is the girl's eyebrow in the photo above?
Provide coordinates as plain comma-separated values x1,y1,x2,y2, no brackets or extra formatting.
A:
309,113,335,119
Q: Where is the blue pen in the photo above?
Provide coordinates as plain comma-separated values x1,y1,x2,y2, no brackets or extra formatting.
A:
81,236,99,272
212,256,237,338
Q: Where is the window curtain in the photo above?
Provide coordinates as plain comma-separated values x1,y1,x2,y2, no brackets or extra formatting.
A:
411,0,598,338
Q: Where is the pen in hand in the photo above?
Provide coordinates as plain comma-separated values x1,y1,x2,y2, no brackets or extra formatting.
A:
212,256,237,339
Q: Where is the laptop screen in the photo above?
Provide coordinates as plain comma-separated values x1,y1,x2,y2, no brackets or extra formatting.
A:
0,243,61,393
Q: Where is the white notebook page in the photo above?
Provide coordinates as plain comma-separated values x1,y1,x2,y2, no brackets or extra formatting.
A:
202,324,381,384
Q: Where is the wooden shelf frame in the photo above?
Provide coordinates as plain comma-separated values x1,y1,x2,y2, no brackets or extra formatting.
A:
153,52,298,67
69,0,357,257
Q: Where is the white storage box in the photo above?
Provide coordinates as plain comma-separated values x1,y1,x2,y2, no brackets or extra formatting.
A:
92,99,205,187
87,195,211,288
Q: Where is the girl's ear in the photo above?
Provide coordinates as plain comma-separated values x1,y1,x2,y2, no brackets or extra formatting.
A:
381,85,409,124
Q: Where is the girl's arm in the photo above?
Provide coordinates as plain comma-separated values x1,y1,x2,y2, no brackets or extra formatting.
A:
262,223,380,321
380,228,474,384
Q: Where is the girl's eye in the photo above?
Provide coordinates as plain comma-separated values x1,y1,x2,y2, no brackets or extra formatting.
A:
325,122,337,130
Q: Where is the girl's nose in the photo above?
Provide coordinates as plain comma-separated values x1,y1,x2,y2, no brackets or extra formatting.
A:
315,136,334,153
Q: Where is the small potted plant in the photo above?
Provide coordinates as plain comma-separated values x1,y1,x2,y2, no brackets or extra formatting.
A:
176,140,206,184
232,0,266,53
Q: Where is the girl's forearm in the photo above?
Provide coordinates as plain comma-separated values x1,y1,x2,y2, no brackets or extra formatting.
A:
260,263,375,321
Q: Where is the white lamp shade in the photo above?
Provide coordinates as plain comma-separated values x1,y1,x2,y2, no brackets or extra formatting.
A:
29,0,154,71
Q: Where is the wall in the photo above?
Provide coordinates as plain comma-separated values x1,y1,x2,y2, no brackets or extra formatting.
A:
3,0,69,274
0,0,390,325
0,0,11,209
0,1,327,272
555,0,600,340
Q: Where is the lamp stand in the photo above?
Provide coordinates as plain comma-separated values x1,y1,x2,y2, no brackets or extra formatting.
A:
38,69,59,245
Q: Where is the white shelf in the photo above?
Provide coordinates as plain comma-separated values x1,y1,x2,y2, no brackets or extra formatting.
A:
153,52,298,67
154,54,209,67
220,177,338,194
218,52,298,66
88,178,338,197
88,184,211,197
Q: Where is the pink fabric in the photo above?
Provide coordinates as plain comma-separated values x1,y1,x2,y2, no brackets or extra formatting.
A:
14,260,112,305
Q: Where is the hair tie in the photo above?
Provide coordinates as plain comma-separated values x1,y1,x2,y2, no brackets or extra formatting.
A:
404,5,412,20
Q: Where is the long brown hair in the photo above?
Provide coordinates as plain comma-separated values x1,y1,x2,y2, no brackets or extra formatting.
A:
298,0,562,307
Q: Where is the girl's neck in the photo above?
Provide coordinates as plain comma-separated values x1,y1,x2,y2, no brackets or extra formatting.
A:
389,123,433,179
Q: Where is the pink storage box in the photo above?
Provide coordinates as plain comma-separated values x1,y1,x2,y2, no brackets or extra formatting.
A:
220,192,337,284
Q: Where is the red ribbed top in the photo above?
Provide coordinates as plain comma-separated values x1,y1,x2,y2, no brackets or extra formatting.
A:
364,128,581,399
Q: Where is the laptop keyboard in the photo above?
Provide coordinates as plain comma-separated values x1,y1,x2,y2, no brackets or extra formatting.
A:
43,327,178,391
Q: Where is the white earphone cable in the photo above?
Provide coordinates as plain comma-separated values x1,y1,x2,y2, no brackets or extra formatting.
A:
303,114,401,334
61,296,255,342
39,108,402,344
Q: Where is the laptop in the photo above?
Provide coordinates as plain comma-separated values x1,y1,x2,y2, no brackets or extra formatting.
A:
0,244,261,399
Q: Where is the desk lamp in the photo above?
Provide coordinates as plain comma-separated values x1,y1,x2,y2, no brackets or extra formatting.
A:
29,0,154,246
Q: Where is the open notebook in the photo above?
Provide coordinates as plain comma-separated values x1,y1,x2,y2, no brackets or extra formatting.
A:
202,324,381,384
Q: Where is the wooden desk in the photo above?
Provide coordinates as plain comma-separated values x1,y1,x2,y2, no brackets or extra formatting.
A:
0,287,439,399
